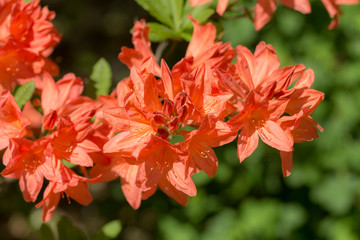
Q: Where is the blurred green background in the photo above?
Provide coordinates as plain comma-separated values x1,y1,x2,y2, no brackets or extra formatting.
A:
1,0,360,239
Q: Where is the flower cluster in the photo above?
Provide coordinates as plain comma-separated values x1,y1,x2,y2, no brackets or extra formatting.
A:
1,72,101,221
190,0,358,30
0,0,324,222
0,0,60,91
91,18,324,209
0,0,99,222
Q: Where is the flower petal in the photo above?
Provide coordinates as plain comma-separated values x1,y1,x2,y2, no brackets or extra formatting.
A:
237,125,259,162
258,120,293,152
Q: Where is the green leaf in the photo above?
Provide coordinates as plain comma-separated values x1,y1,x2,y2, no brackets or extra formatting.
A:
148,22,181,42
61,159,76,169
90,231,110,240
102,220,122,239
90,58,112,97
134,0,173,28
179,31,192,41
181,125,199,131
13,81,35,109
57,216,87,240
159,215,199,240
170,134,186,144
168,0,184,31
39,224,55,240
189,8,214,27
311,175,358,215
181,2,214,31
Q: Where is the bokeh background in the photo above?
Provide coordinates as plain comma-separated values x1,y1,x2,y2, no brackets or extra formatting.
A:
1,0,360,239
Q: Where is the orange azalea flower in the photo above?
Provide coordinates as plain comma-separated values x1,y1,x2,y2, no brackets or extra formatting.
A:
135,134,196,206
321,0,358,29
0,68,100,221
278,97,323,176
227,90,294,162
185,16,234,69
1,137,54,202
221,41,306,112
100,57,238,208
118,19,161,76
0,90,30,150
100,64,194,207
90,149,143,209
222,42,323,176
281,68,324,141
40,72,99,135
189,0,213,6
232,42,305,96
0,46,51,90
119,17,234,78
254,0,311,30
41,73,84,117
180,64,235,119
22,100,43,132
88,116,145,210
0,0,60,90
181,115,236,177
51,117,94,167
277,69,324,176
36,167,98,222
0,0,61,56
189,0,230,16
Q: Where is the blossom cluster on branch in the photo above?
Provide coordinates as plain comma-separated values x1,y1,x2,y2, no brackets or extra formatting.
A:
190,0,358,30
0,0,325,222
0,0,60,90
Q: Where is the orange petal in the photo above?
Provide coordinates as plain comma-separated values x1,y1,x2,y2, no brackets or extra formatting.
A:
280,151,293,177
258,120,293,152
237,125,259,162
254,0,277,30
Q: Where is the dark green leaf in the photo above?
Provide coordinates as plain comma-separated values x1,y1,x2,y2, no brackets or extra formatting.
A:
13,81,35,109
57,216,87,240
134,0,173,28
180,31,192,41
90,231,111,240
148,22,181,42
90,58,112,97
39,224,55,240
61,159,76,169
181,125,199,131
170,134,186,144
181,2,214,31
168,0,184,31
